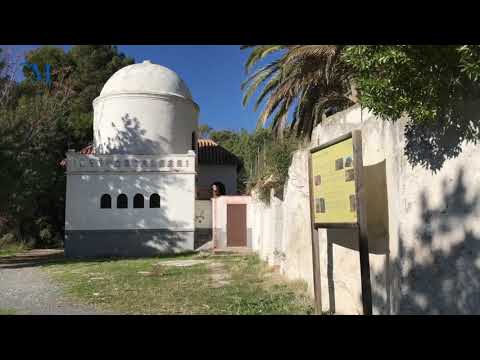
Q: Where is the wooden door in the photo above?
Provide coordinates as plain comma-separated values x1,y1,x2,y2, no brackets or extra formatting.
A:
227,204,247,247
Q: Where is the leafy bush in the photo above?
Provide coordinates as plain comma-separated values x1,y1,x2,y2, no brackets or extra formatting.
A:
342,45,480,170
209,126,302,204
0,232,16,247
248,133,302,204
342,45,480,125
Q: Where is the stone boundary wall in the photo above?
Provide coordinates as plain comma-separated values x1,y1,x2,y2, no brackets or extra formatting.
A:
250,104,480,315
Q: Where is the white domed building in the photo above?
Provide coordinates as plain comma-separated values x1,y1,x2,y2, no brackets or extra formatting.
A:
64,61,240,258
93,60,198,156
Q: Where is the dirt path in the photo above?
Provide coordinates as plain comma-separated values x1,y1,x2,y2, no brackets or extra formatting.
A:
0,249,106,315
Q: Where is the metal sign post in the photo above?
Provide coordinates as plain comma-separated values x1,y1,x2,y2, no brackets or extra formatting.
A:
308,130,372,315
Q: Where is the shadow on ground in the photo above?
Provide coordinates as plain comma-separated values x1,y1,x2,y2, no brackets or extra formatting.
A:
0,249,197,270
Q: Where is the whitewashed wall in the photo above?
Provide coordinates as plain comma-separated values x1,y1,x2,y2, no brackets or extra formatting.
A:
250,150,314,295
195,200,212,229
94,94,198,155
250,103,480,315
65,153,196,232
65,173,195,231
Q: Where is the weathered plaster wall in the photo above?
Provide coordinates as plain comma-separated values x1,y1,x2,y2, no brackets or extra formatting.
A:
195,200,212,229
311,105,393,315
250,151,315,297
250,104,480,315
197,164,237,195
194,200,212,249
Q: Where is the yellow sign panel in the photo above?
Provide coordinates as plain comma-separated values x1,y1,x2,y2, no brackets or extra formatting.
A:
311,137,357,224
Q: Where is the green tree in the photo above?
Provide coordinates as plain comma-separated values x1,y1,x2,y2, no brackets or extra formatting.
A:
343,45,480,170
0,45,134,246
0,64,73,245
68,45,134,114
0,48,6,85
241,45,356,139
198,123,213,138
342,45,480,125
209,129,248,192
0,48,20,109
20,45,134,149
23,46,74,83
66,45,134,149
209,127,299,199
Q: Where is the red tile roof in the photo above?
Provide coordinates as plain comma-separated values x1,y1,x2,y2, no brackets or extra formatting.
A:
197,139,217,147
197,139,241,166
77,144,95,155
59,144,94,166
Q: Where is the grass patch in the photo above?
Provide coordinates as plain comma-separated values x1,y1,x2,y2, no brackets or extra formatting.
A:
43,253,313,315
0,308,17,315
0,242,28,257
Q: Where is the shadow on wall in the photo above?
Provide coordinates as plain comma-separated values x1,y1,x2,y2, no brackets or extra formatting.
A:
67,113,193,258
67,168,192,257
371,167,480,314
324,160,390,314
404,101,480,172
96,113,169,155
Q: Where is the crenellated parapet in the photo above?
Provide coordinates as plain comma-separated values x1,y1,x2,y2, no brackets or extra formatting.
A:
66,150,196,174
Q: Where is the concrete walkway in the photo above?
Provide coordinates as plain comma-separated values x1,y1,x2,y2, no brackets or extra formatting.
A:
0,249,106,315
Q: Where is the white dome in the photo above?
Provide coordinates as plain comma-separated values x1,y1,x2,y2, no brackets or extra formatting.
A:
93,60,199,156
99,60,193,100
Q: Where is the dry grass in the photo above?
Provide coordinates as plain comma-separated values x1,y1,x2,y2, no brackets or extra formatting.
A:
0,308,17,315
43,253,313,315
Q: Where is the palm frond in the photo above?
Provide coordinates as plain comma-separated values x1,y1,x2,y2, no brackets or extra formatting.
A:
244,45,285,74
241,60,279,90
242,69,278,107
257,89,287,129
284,45,338,61
242,45,355,140
271,97,292,138
253,73,281,111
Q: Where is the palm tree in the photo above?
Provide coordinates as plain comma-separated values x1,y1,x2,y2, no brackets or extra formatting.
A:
241,45,357,139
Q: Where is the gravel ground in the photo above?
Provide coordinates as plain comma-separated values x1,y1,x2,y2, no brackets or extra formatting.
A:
0,250,106,315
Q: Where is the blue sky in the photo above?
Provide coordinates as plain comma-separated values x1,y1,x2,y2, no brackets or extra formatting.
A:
0,45,273,132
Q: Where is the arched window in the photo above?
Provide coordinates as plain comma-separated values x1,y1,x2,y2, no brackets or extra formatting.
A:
133,193,144,208
100,194,111,209
117,194,128,209
150,193,160,208
211,182,226,198
177,160,182,167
